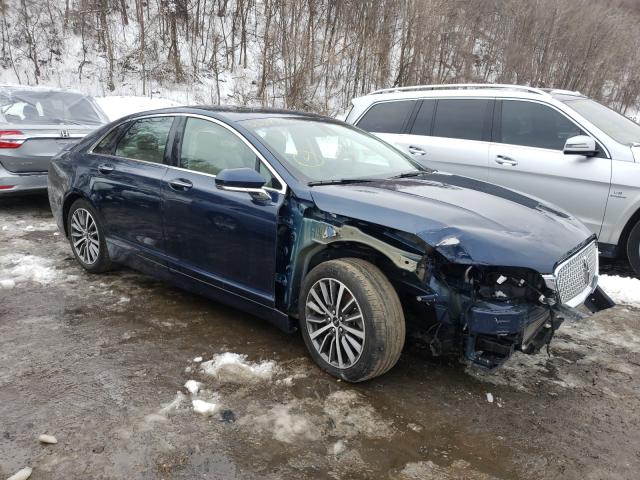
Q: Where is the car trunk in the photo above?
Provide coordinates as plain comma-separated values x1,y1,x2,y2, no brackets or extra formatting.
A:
0,125,95,173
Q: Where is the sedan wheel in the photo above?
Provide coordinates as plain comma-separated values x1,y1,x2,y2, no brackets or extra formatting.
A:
70,208,100,265
305,278,365,369
299,258,405,382
67,199,112,273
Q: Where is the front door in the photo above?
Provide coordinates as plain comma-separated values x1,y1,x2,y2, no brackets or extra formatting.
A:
487,100,611,236
90,115,175,261
163,116,285,305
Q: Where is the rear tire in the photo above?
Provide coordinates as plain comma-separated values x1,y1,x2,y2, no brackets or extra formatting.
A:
67,199,112,273
626,220,640,275
299,258,405,382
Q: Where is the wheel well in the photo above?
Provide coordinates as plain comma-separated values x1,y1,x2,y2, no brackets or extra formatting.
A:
618,207,640,259
303,241,411,303
61,193,83,237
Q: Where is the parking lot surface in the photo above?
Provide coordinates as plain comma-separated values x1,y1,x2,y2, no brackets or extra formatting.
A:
1,195,639,479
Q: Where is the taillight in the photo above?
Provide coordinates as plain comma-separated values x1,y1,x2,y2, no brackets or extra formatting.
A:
0,185,15,189
0,130,24,148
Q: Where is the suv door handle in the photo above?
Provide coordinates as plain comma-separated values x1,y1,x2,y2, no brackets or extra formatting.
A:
495,155,518,166
168,178,193,191
98,164,114,174
408,146,426,156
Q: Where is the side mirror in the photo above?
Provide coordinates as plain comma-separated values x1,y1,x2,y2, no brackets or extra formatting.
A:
563,135,598,157
215,167,270,200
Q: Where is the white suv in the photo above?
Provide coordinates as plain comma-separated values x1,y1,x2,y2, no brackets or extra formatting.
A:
345,84,640,274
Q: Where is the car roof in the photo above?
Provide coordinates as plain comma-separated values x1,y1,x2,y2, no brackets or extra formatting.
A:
352,83,587,105
121,105,335,124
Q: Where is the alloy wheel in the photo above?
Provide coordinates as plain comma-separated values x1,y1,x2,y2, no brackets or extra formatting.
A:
70,208,100,265
305,278,366,369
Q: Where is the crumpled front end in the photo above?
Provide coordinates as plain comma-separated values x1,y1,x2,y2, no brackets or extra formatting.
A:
421,238,614,369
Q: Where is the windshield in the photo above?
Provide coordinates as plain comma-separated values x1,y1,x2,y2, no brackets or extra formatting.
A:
0,89,107,126
240,118,423,183
562,98,640,146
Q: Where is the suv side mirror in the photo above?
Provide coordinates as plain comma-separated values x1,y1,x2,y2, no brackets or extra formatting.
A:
563,135,598,157
215,167,270,200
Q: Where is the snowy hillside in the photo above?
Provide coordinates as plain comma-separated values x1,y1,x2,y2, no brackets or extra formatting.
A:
1,0,639,116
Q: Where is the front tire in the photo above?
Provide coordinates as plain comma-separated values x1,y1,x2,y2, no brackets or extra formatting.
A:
67,199,112,273
299,258,405,382
627,220,640,275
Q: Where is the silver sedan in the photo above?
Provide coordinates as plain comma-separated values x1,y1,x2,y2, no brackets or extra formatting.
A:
0,86,108,195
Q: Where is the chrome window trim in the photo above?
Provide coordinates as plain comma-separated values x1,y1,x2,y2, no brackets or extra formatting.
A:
88,112,288,195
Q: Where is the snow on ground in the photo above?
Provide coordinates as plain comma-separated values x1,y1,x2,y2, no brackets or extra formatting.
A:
95,95,181,121
0,254,63,288
599,274,640,308
199,352,278,383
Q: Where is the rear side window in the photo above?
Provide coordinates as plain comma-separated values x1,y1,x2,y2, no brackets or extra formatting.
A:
410,99,436,135
93,125,125,154
356,101,414,134
115,116,174,163
432,99,489,141
499,101,583,150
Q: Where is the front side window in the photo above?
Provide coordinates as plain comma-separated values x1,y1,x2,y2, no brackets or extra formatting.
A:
499,100,582,150
242,118,423,183
179,117,281,188
432,99,489,141
115,117,174,163
356,101,414,134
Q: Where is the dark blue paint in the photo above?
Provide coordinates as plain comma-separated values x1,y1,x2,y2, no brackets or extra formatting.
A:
48,106,598,347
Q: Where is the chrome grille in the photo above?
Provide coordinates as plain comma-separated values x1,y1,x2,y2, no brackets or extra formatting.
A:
555,241,598,305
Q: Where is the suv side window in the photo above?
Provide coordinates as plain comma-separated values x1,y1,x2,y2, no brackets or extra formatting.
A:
115,117,174,163
410,99,437,135
356,101,414,134
499,100,583,150
180,117,281,188
432,99,489,141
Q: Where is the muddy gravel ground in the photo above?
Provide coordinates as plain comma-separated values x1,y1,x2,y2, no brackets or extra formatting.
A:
1,195,640,480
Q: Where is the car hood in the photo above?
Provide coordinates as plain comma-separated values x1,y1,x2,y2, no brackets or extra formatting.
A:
309,173,593,274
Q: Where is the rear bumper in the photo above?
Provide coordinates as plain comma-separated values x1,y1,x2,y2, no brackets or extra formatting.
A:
0,163,47,195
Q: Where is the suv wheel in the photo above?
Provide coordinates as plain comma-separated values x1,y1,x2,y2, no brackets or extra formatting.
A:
299,258,405,382
67,199,112,273
627,220,640,275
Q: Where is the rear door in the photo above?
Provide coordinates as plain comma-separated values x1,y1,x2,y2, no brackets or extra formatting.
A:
163,116,285,306
487,99,611,236
89,115,176,262
357,98,493,181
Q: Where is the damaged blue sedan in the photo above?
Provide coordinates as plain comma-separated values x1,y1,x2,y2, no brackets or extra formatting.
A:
48,107,614,381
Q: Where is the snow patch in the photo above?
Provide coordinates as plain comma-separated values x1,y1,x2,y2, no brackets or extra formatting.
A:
0,254,63,286
599,275,640,308
200,352,277,383
184,379,201,394
192,399,218,416
241,404,319,443
323,390,394,439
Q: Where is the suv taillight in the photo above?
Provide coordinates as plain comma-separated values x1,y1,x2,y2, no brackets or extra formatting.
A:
0,130,24,148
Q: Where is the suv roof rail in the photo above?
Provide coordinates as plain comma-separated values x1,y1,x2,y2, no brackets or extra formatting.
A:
369,83,551,96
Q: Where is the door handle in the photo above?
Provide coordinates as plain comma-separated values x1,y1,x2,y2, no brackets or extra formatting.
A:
408,145,426,156
98,164,114,174
495,155,518,166
168,178,193,191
